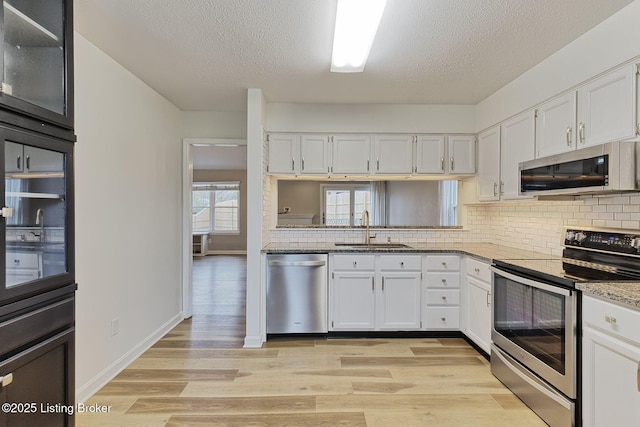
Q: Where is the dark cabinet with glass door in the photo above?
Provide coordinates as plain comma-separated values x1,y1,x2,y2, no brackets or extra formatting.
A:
0,0,73,129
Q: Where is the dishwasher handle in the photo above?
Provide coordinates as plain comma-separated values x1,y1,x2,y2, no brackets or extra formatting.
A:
268,260,326,267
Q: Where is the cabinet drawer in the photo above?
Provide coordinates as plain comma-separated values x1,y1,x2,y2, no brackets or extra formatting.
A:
0,297,74,356
426,255,460,271
332,255,375,271
425,272,460,289
426,289,460,306
583,295,640,344
6,252,41,269
380,255,421,271
466,257,492,283
425,307,460,330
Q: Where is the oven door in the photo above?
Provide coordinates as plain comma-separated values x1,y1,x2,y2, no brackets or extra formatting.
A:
491,266,577,398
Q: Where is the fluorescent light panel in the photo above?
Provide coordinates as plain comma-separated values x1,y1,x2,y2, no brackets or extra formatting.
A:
331,0,387,73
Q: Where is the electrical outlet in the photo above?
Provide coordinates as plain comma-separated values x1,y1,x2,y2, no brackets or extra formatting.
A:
111,318,119,337
283,207,291,213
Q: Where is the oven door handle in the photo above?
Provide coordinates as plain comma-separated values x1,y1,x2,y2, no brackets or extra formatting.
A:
490,266,572,296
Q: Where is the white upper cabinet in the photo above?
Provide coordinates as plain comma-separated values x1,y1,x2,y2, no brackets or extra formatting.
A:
500,110,535,200
267,133,299,174
447,135,476,174
477,126,501,202
535,64,638,158
331,134,372,175
535,92,577,157
415,135,446,174
373,134,414,174
300,134,330,175
577,64,637,147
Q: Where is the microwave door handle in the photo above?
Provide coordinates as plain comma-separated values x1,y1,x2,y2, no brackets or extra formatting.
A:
490,266,572,296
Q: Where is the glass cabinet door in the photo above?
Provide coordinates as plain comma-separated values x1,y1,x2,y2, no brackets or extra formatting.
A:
1,126,72,301
1,0,72,127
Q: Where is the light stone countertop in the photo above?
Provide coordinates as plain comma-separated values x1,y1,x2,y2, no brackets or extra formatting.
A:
576,282,640,311
263,241,640,310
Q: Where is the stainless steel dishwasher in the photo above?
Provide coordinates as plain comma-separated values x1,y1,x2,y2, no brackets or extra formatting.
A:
266,254,328,334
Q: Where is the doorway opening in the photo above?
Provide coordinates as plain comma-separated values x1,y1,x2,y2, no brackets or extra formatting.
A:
182,138,247,318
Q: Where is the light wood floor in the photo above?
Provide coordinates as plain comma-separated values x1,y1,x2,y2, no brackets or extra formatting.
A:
77,255,546,427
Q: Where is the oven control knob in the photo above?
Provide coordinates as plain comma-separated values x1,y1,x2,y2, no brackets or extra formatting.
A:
575,232,587,243
565,231,575,242
632,237,640,251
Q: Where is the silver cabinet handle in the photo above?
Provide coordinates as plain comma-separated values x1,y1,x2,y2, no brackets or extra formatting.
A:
292,157,295,171
579,122,585,144
637,362,640,392
474,268,480,273
441,279,447,285
372,277,374,291
25,155,30,170
301,157,305,171
442,262,447,267
605,315,617,325
17,155,21,170
440,157,444,171
441,296,447,301
441,317,446,322
353,261,357,267
566,126,573,146
493,182,498,197
1,373,13,387
377,158,380,171
500,181,504,195
487,292,491,307
450,157,454,171
382,276,385,291
400,262,404,267
414,166,417,173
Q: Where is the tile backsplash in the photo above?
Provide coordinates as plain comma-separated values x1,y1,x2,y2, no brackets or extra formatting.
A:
268,192,640,257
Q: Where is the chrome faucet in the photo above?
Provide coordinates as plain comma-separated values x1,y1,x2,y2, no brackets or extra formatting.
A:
361,209,376,244
35,208,44,241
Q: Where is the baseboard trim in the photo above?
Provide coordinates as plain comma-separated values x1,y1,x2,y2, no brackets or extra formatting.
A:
205,250,247,255
75,312,184,403
243,335,264,348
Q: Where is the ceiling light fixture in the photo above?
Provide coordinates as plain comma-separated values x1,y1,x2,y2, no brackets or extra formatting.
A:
331,0,387,73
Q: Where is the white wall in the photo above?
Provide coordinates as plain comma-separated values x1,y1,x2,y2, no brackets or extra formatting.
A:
183,111,247,138
476,0,640,131
266,103,476,133
74,33,183,401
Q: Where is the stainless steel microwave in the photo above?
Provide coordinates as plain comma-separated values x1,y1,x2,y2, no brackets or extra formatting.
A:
519,141,637,196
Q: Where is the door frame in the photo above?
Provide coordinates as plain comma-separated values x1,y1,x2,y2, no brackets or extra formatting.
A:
181,137,247,318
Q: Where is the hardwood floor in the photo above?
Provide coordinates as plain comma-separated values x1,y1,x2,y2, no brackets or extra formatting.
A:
77,255,546,427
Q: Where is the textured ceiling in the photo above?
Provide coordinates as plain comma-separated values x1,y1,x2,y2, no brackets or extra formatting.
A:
74,0,634,112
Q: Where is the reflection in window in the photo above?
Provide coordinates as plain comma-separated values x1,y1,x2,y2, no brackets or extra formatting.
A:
192,182,240,233
323,184,370,226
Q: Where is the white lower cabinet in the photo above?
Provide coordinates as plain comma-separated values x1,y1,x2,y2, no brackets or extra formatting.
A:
464,257,492,354
424,255,460,330
582,295,640,427
329,254,422,331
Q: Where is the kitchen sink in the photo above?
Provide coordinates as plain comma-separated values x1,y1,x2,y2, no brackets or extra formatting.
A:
334,243,412,249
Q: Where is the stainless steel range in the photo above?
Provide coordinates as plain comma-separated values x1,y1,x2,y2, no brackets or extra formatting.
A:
491,226,640,427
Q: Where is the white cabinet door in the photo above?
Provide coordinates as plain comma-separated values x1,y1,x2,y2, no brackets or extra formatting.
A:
331,134,371,175
300,134,330,175
331,272,376,330
267,133,298,174
583,326,640,427
535,92,577,157
5,141,23,173
447,135,475,174
377,272,422,330
466,277,491,354
415,135,446,174
373,134,413,174
477,126,501,202
578,64,637,148
500,110,535,200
